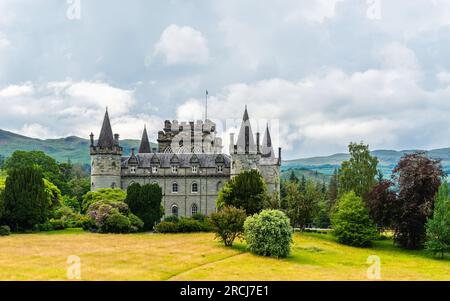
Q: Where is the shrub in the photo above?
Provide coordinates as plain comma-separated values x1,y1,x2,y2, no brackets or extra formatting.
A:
191,213,207,222
81,188,127,213
0,225,11,236
86,200,137,233
155,221,179,233
128,213,144,233
331,191,377,247
244,210,293,258
210,206,246,247
164,216,179,223
103,212,132,233
155,217,211,233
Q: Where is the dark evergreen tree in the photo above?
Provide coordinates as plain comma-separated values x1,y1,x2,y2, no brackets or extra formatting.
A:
289,171,299,183
328,168,339,208
3,166,49,231
125,183,163,231
299,175,307,192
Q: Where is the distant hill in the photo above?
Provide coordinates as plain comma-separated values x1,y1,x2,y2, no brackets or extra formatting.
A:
0,129,147,165
1,129,449,180
282,148,450,181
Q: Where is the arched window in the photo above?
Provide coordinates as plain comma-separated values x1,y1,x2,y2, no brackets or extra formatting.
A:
171,204,179,217
216,181,223,192
111,182,116,189
191,203,198,216
191,182,198,193
172,182,178,193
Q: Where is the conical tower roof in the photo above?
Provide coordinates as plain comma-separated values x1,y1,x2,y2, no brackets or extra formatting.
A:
261,123,274,158
97,109,115,148
138,125,151,153
236,106,257,154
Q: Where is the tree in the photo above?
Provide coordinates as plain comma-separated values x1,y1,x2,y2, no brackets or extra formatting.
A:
328,168,339,208
392,152,444,249
4,151,69,194
81,188,127,213
217,169,269,215
289,171,299,183
365,179,397,232
425,183,450,258
125,183,164,231
338,142,378,198
210,206,247,247
283,180,321,229
3,166,49,231
331,191,377,247
299,175,306,192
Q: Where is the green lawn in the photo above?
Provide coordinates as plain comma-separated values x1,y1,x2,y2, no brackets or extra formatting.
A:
0,229,448,281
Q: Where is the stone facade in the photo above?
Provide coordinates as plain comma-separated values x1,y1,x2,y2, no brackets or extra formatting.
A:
90,107,281,218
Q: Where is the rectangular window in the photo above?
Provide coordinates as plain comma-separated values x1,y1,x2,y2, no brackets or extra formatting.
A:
217,165,223,173
192,165,198,173
152,166,158,173
130,167,136,174
172,165,178,173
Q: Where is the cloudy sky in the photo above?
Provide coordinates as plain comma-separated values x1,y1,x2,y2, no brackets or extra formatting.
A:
1,0,450,159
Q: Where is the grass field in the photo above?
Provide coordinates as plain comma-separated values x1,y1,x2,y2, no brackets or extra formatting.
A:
0,229,448,281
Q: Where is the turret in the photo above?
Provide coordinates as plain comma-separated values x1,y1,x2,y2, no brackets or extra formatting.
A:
138,125,151,154
90,109,123,190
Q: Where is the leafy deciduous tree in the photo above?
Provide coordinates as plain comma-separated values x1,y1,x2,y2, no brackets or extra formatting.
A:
392,152,444,249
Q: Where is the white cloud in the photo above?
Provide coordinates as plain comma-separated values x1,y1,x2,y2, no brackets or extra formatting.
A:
0,81,141,139
437,71,450,84
153,24,209,65
19,123,55,139
0,32,10,49
0,82,34,97
176,61,450,157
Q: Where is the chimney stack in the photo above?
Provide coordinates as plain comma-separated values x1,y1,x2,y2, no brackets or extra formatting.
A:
256,132,260,154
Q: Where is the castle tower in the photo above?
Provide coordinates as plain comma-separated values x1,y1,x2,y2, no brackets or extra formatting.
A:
231,107,281,195
90,109,123,190
231,106,260,177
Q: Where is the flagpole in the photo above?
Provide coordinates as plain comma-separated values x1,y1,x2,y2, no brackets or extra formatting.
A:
205,89,208,121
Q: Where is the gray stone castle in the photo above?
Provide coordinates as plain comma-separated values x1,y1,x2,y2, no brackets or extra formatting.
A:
90,107,281,217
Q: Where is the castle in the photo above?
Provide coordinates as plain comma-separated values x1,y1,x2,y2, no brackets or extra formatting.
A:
90,107,281,217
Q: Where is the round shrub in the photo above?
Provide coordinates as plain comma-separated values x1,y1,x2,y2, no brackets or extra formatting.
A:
0,225,11,236
155,221,179,233
103,212,131,233
244,209,293,258
128,213,144,233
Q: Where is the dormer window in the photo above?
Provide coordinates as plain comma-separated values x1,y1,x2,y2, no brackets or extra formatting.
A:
217,165,223,173
172,165,178,174
192,165,198,173
130,167,136,174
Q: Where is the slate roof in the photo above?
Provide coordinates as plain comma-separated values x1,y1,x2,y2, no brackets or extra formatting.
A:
138,126,151,153
97,109,115,148
121,153,231,168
